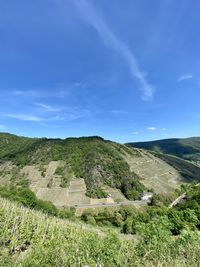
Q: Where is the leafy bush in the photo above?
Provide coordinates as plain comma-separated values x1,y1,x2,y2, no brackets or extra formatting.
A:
54,166,65,175
0,186,75,219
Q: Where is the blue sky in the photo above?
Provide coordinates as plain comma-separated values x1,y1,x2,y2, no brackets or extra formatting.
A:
0,0,200,143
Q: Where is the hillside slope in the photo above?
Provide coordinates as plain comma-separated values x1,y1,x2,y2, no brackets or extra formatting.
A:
0,133,146,201
127,137,200,164
1,197,200,267
121,149,184,193
151,152,200,181
0,197,128,266
0,133,197,206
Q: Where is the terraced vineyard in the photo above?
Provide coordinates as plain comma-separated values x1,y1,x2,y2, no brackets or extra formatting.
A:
123,149,184,193
127,137,200,163
0,133,200,208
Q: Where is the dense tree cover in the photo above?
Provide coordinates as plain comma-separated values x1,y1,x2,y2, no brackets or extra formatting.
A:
0,133,145,199
54,166,70,187
0,186,75,219
81,184,200,236
0,133,47,165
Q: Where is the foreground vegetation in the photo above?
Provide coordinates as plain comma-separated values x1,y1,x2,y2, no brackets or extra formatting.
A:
0,186,75,219
0,197,200,267
81,184,200,236
1,184,200,266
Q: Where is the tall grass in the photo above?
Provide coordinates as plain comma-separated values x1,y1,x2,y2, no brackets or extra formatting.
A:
0,198,200,266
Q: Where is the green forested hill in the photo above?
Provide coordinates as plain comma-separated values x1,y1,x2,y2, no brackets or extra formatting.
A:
127,137,200,162
1,133,200,206
0,133,144,200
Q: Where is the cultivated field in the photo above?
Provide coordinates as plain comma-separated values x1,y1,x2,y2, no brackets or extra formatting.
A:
0,149,186,207
123,149,184,193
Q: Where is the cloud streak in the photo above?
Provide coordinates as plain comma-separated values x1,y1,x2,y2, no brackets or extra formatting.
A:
147,126,156,131
3,113,65,122
4,114,43,122
3,108,90,122
178,74,192,82
71,0,154,101
34,102,61,112
3,113,66,122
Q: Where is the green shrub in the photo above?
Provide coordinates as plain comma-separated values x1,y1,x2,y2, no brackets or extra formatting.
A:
54,166,65,175
0,186,75,219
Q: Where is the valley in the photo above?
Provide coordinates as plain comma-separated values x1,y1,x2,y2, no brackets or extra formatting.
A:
0,133,200,208
1,133,200,267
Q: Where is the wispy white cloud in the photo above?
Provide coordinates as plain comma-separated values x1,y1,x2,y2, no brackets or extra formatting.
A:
47,116,64,121
4,113,66,122
3,107,90,122
133,131,138,135
12,90,41,97
12,89,65,99
4,114,43,122
161,127,167,131
64,108,91,120
12,90,31,95
178,74,192,82
147,126,156,131
71,0,154,101
34,102,61,112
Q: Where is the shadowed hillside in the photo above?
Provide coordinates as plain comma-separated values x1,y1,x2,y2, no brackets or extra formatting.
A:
127,137,200,163
151,152,200,181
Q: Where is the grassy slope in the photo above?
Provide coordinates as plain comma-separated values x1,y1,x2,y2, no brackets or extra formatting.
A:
0,197,124,266
1,197,200,267
127,137,200,162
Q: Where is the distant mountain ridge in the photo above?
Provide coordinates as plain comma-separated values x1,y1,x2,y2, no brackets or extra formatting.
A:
127,137,200,163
